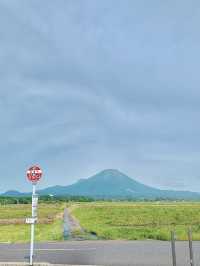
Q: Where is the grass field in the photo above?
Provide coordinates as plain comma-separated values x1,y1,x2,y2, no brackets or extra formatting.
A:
0,204,65,243
0,204,63,219
72,202,200,241
2,202,200,242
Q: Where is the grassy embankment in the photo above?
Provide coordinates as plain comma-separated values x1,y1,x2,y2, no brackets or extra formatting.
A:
72,202,200,241
0,204,65,243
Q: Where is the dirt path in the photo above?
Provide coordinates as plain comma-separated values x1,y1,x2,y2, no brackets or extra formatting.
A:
63,208,84,239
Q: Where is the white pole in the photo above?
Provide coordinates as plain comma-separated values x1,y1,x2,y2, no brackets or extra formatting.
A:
30,183,36,265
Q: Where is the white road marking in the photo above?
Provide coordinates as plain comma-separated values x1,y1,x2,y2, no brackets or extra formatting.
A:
14,248,97,251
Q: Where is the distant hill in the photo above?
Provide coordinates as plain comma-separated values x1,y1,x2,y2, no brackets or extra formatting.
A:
2,169,200,200
2,190,27,197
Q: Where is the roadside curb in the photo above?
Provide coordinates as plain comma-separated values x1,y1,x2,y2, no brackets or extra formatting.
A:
0,263,99,266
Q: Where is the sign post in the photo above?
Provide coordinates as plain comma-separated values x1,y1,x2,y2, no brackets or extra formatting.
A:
26,166,43,266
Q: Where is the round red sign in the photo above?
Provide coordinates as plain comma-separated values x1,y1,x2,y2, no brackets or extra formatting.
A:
27,165,42,183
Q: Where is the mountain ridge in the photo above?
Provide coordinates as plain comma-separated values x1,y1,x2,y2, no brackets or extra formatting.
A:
2,169,200,200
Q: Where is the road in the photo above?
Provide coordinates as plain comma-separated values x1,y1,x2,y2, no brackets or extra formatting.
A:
0,240,199,266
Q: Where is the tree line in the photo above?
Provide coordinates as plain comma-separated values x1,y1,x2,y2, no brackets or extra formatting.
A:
0,195,95,205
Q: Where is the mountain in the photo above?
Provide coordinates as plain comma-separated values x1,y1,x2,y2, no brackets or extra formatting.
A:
2,190,27,197
2,169,200,199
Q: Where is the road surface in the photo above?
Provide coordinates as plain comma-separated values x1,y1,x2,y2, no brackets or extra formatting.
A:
0,240,199,266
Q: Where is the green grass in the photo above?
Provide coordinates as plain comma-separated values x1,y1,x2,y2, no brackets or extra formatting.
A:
0,204,65,243
3,202,200,242
72,202,200,240
0,220,63,243
0,204,64,219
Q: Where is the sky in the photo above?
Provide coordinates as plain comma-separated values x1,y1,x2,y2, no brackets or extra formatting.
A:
1,0,200,192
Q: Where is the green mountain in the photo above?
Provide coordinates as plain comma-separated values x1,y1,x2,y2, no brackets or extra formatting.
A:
37,169,200,199
2,169,200,199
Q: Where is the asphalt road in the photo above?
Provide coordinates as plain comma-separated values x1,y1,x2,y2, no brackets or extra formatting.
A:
0,240,200,266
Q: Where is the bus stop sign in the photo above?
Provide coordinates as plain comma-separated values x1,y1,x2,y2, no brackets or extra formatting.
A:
27,166,42,183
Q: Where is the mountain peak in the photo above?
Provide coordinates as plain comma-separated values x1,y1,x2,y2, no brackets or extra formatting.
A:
90,169,134,185
76,169,131,187
99,169,125,176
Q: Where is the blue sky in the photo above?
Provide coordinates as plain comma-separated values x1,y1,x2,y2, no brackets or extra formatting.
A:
1,0,200,192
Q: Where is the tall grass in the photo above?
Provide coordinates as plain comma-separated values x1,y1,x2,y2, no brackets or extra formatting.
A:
72,202,200,240
0,204,65,242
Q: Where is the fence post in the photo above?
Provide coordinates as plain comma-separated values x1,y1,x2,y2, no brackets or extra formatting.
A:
171,230,176,266
188,227,194,266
